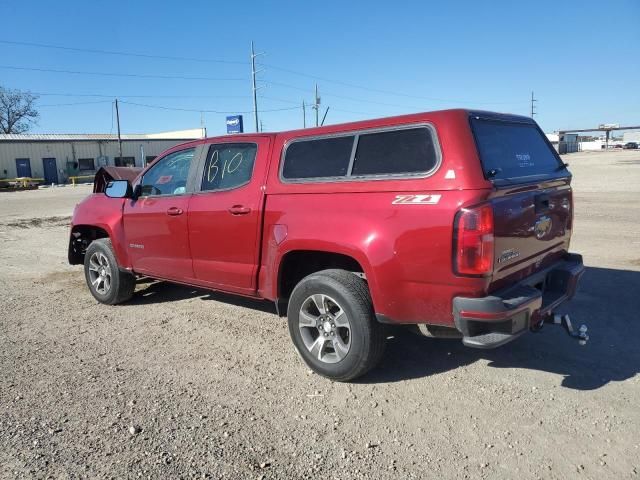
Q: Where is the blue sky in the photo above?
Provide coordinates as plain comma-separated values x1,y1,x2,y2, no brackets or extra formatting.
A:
1,0,638,135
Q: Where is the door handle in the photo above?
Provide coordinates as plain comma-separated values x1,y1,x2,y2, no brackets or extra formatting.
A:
166,207,184,216
228,205,251,215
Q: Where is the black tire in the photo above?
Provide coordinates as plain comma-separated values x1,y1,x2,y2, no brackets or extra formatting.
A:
84,238,135,305
287,269,386,382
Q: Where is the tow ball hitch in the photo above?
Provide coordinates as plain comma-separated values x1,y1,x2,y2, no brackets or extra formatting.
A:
553,314,589,345
532,314,589,345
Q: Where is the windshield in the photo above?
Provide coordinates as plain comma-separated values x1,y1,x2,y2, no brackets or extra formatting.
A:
471,117,564,182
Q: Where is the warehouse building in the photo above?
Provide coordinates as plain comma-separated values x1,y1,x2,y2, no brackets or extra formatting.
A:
623,131,640,143
0,128,205,184
546,132,579,153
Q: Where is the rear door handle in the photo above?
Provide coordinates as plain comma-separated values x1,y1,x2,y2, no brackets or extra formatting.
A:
228,205,251,215
166,207,183,216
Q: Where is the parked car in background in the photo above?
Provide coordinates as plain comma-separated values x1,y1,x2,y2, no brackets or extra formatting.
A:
623,142,638,149
68,109,587,381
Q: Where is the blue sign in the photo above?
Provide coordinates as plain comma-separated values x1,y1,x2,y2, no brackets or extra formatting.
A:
226,115,244,134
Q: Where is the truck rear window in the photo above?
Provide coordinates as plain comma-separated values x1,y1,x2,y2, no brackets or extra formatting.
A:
471,117,563,182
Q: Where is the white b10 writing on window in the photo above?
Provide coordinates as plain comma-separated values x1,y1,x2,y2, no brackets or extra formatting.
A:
201,143,257,192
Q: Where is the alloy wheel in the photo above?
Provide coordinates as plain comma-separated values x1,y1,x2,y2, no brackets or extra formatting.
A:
298,293,351,363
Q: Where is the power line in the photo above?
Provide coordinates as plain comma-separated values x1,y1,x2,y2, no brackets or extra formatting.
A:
261,91,416,113
2,38,530,107
31,90,310,109
33,90,368,112
35,95,379,117
259,95,303,105
34,92,252,99
263,67,528,106
0,65,246,81
33,90,380,112
0,39,247,65
38,100,112,107
263,80,528,109
264,80,407,108
119,100,299,114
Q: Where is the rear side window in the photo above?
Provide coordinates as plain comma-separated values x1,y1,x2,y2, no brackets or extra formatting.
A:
282,125,439,181
282,135,354,179
201,143,257,191
471,118,563,182
352,127,437,176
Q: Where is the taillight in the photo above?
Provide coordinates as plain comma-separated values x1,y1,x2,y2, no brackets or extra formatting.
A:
454,204,494,276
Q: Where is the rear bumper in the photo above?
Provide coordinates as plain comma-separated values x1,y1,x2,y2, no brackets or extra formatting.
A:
453,253,584,348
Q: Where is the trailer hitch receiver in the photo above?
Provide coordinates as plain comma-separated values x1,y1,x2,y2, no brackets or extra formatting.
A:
552,314,589,345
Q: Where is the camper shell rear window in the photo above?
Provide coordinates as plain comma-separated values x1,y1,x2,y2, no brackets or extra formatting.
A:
470,116,566,183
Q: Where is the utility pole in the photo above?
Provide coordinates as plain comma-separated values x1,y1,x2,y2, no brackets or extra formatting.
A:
115,98,123,162
530,91,537,118
251,41,260,133
302,101,306,128
313,84,320,127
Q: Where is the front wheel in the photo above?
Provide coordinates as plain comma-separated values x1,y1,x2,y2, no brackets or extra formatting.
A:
84,238,135,305
287,269,386,381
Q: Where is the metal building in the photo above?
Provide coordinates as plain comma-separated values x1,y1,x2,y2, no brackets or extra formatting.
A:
0,128,204,184
623,131,640,143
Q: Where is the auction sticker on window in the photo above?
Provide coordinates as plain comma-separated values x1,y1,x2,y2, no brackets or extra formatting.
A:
156,175,173,184
516,153,534,168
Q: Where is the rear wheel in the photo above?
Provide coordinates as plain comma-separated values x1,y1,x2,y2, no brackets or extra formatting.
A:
287,269,386,381
84,238,135,305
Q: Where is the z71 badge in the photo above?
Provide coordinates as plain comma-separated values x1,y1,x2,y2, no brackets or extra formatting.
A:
392,194,441,205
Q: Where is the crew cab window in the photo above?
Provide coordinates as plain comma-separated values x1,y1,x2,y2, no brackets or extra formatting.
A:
351,127,437,176
281,126,439,181
201,143,257,191
282,135,355,179
139,148,195,196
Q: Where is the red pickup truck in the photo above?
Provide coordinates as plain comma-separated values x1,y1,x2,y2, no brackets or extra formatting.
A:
69,109,587,381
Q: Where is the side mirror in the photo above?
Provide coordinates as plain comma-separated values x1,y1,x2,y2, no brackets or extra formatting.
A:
105,180,132,198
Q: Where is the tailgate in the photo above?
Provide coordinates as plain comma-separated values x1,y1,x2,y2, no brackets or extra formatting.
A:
490,181,573,288
469,114,573,290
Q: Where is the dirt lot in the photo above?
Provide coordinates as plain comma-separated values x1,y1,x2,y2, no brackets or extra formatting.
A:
1,150,639,479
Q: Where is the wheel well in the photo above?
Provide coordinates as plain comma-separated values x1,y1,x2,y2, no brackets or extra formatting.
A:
277,251,365,313
68,225,109,264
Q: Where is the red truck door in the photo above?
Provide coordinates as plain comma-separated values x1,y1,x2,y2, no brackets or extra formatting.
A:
123,147,198,280
187,137,271,295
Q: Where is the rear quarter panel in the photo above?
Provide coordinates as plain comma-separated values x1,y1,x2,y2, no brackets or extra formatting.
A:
261,110,494,325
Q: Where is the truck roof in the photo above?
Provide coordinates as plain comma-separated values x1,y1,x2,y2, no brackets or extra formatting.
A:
196,108,535,145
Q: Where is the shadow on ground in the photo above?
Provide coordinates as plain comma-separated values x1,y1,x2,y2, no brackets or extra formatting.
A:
128,267,639,391
361,266,640,389
129,278,277,314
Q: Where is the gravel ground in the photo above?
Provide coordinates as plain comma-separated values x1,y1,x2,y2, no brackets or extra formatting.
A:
1,150,639,479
